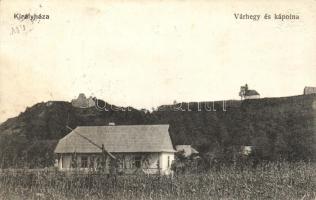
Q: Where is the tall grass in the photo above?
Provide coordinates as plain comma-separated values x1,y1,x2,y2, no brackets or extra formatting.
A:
0,162,315,200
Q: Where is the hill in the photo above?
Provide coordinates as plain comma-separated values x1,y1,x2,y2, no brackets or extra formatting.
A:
0,94,315,168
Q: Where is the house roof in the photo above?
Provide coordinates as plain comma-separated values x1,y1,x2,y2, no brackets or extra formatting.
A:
245,90,260,96
54,124,175,153
304,86,316,92
304,86,316,89
175,145,199,157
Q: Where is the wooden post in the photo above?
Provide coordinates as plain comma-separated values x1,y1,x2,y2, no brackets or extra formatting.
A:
101,144,107,173
157,153,161,176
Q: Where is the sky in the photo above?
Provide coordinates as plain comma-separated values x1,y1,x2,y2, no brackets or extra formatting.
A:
0,0,316,122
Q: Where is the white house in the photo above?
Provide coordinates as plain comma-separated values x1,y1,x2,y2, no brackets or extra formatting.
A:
54,124,175,175
303,86,316,95
239,84,260,100
240,146,253,156
175,145,199,157
244,90,260,99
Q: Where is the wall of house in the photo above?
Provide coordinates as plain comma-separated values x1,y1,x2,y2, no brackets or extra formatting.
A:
58,154,72,170
159,152,174,175
57,152,174,175
244,95,260,99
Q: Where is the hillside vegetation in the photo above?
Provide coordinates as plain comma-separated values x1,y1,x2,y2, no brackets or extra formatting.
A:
0,94,315,168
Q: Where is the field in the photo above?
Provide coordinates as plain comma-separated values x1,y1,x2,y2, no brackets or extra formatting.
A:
0,162,315,200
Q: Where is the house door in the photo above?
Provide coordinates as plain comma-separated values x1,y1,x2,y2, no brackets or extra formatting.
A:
135,156,141,168
61,156,65,169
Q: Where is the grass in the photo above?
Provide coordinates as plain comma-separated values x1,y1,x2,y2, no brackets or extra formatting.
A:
0,162,315,200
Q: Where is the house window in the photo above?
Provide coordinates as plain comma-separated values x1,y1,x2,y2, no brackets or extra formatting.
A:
71,154,78,168
96,157,101,169
81,156,88,168
96,156,108,169
60,156,63,168
119,160,124,169
125,158,132,169
119,156,125,169
89,156,95,168
134,156,141,168
167,156,170,168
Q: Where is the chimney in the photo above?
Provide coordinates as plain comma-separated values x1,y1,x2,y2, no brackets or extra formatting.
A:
108,122,115,126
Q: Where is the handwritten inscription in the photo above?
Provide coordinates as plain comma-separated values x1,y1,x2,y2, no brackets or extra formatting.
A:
10,24,32,35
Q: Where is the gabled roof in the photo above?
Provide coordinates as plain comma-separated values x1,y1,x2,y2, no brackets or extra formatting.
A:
245,90,260,96
54,125,175,153
304,86,316,89
304,86,316,92
175,145,199,157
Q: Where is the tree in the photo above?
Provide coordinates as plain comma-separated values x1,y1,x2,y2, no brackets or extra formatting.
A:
239,84,249,100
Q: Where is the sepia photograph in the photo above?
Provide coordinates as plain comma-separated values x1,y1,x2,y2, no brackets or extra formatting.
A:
0,0,315,199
